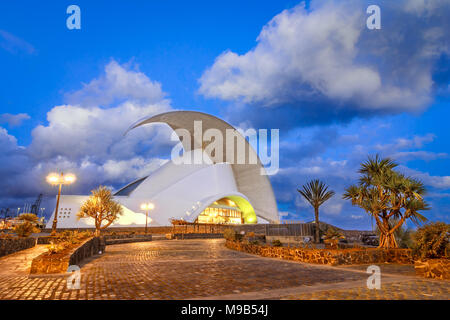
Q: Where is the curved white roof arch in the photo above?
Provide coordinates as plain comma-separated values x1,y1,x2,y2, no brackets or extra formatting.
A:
126,111,279,223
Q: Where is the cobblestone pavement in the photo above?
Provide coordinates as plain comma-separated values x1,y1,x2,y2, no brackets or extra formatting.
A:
0,239,448,300
283,280,450,300
0,245,48,276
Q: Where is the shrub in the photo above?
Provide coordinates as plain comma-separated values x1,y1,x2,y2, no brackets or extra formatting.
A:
78,230,93,239
323,227,345,241
13,222,40,237
223,228,237,241
18,213,39,223
249,240,259,245
396,227,414,249
55,230,91,244
46,241,67,255
272,239,282,247
247,231,255,237
0,232,13,239
412,222,449,259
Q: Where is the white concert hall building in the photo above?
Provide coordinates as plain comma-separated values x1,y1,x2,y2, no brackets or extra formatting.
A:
46,111,279,229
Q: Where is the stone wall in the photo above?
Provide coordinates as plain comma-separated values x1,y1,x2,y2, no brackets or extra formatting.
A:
266,235,313,246
42,225,227,234
225,240,413,266
105,235,152,245
37,236,57,245
30,237,105,274
69,237,106,266
0,238,36,258
173,233,223,240
415,259,450,280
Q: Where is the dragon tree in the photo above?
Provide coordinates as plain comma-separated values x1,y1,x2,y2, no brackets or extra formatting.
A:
343,155,429,248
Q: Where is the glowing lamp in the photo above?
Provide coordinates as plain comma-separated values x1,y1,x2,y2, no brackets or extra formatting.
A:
140,202,154,211
46,173,60,185
64,174,76,184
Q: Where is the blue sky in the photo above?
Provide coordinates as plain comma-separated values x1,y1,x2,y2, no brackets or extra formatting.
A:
0,0,449,230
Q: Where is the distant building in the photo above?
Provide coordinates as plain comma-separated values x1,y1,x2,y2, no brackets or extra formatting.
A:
46,111,279,228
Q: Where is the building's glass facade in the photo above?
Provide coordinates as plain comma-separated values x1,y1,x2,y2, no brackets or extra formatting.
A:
196,198,243,224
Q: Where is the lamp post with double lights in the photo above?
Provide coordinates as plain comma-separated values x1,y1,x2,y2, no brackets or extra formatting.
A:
46,172,76,235
140,202,154,234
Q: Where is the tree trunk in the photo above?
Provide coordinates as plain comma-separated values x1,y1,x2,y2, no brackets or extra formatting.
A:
378,218,398,248
379,232,397,248
314,206,320,243
94,228,100,237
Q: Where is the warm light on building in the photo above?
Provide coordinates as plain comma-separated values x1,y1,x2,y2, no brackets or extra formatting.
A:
196,198,243,224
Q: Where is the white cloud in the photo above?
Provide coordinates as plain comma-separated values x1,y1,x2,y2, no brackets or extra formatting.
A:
0,30,35,55
399,166,450,189
391,151,447,162
65,60,166,107
29,101,171,162
375,134,436,151
0,113,30,127
404,0,449,16
0,60,175,207
199,0,449,114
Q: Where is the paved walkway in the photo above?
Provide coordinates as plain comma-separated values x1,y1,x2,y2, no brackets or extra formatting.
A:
0,245,48,276
0,239,448,300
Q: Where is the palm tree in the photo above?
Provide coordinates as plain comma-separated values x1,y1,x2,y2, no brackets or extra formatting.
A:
298,180,335,243
77,186,123,236
343,155,429,248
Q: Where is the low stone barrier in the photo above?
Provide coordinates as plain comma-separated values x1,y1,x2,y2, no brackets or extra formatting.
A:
0,238,36,258
103,234,137,240
37,236,57,245
225,240,413,266
30,237,105,274
105,235,152,245
415,259,450,280
266,235,309,246
173,233,223,240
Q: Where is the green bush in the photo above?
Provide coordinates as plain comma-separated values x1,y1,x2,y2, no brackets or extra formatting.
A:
412,222,449,259
272,239,282,247
396,227,414,249
323,227,345,241
13,222,40,238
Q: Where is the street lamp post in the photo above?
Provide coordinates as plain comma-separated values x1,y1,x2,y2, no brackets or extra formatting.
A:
46,172,76,235
140,202,154,234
